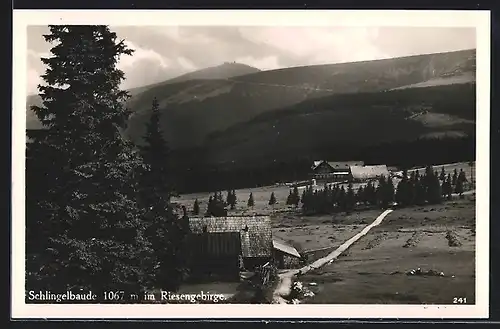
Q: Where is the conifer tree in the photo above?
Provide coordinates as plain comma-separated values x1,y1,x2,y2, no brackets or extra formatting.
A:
26,26,165,294
408,179,416,206
427,173,442,204
193,199,200,215
410,170,416,183
247,192,255,208
139,95,187,290
364,182,376,206
440,166,446,181
217,191,225,205
423,165,433,192
209,192,227,216
286,190,293,205
269,192,277,207
414,177,427,205
455,178,464,197
346,183,355,212
206,195,214,216
356,185,365,205
386,176,395,206
458,169,467,185
396,169,409,207
444,174,453,200
452,168,458,186
425,165,433,177
441,176,450,199
376,175,387,208
292,186,300,207
440,178,447,197
338,186,347,212
140,97,177,202
229,189,237,210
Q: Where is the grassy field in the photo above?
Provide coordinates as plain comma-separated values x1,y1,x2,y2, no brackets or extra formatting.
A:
175,161,476,216
174,161,476,304
297,196,475,304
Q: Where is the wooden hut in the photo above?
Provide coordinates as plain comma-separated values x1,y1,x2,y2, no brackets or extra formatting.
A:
187,216,273,281
272,238,301,269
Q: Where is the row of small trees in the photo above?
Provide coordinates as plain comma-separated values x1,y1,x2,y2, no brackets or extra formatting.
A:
192,190,276,216
299,165,469,215
194,166,469,216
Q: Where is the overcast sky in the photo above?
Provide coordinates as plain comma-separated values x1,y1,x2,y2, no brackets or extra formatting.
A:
26,26,476,95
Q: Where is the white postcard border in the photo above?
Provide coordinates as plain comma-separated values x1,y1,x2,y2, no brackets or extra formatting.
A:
12,9,491,319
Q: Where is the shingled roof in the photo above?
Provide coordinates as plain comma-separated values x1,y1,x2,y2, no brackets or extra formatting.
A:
188,216,272,258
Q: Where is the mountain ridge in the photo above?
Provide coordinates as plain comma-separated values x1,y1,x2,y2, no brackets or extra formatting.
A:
26,49,476,164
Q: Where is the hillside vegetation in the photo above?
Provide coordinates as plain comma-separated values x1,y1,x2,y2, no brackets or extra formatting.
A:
26,49,476,170
123,49,476,149
25,62,260,131
204,82,475,165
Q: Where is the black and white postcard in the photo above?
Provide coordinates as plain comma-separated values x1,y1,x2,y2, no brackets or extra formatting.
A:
11,9,491,319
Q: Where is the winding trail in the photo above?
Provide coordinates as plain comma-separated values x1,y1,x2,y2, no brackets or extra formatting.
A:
273,209,394,303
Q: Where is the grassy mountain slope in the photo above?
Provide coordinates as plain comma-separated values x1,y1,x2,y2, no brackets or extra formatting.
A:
124,49,476,149
204,82,476,165
25,62,260,131
26,49,476,156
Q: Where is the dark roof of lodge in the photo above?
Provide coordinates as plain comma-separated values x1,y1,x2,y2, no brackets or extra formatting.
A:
312,160,365,171
188,216,272,258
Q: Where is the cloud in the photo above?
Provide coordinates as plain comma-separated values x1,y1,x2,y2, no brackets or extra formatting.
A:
235,55,281,71
27,68,43,95
238,27,392,66
26,49,51,94
119,41,170,69
117,41,181,89
177,56,197,71
26,25,476,94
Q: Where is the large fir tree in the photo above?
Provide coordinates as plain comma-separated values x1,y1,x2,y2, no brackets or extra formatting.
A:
138,96,188,291
26,26,153,295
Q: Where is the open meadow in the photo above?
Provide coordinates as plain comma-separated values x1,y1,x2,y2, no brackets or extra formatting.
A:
176,161,475,216
175,161,476,304
298,196,475,304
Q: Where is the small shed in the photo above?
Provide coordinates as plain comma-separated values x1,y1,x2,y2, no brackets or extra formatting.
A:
349,165,390,182
272,238,301,269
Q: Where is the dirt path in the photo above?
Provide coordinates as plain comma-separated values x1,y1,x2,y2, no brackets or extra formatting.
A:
273,209,394,303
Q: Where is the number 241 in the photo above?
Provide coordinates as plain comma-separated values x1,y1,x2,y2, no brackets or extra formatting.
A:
453,297,467,304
